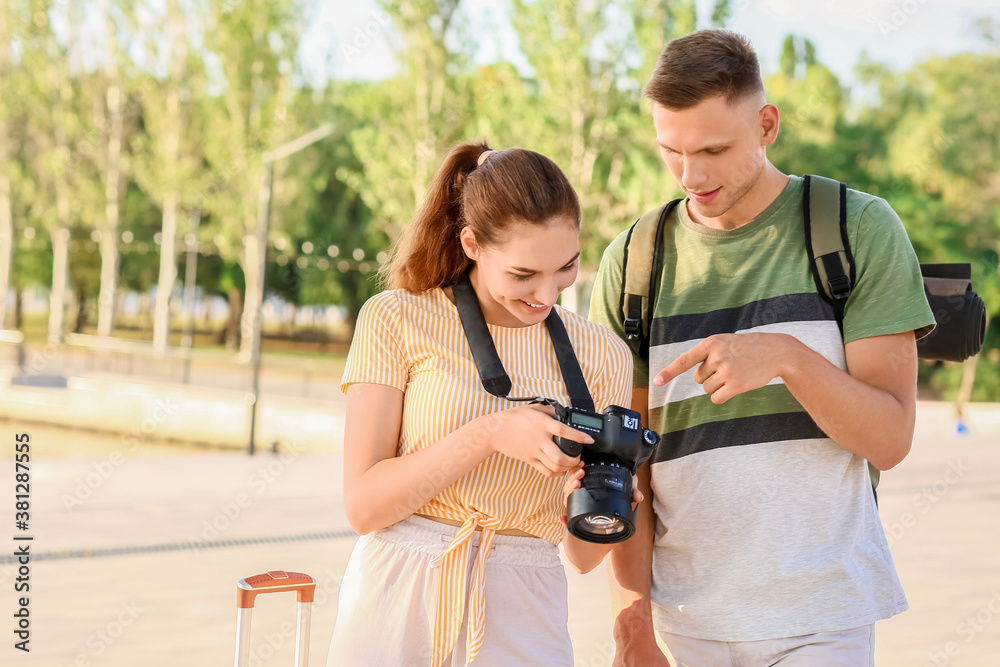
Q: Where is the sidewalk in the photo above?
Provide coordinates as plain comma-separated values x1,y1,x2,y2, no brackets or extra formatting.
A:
0,403,997,666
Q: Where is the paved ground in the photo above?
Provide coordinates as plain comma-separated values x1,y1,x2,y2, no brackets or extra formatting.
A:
0,402,997,667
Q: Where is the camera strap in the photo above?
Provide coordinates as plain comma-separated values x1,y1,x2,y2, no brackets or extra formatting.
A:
452,271,595,412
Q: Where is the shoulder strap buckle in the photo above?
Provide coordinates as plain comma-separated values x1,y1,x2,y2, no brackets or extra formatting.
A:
623,317,642,339
620,200,682,355
827,274,852,300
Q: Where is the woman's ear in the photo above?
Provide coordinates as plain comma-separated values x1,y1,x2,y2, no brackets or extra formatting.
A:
459,227,480,261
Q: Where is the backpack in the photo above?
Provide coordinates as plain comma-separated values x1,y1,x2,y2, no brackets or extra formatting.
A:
619,174,985,360
618,174,987,493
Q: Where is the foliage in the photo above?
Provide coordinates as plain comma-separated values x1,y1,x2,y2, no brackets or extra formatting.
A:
2,2,998,398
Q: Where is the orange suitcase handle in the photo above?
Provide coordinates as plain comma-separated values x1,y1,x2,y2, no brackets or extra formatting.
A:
236,570,316,609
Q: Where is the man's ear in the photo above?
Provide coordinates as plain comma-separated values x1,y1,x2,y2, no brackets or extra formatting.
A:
460,227,480,260
760,104,780,147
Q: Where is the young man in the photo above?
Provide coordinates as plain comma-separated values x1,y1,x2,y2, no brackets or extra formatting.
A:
590,30,935,666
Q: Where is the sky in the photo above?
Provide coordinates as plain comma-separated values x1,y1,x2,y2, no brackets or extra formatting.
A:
307,0,999,89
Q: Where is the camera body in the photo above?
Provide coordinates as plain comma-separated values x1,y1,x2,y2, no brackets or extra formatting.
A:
550,403,659,544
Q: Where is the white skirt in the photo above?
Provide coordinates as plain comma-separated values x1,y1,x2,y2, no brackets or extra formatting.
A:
326,514,573,667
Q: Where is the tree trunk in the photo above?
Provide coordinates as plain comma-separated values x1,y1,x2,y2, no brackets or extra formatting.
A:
14,288,22,330
238,226,262,363
152,2,185,356
46,32,72,347
180,207,200,347
153,188,179,354
98,3,123,338
73,288,87,333
223,286,244,350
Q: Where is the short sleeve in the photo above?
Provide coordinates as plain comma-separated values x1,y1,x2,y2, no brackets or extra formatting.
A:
340,291,409,393
842,197,936,344
590,328,634,413
589,231,649,388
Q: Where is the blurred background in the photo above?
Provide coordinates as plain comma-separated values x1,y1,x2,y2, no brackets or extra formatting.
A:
0,0,998,665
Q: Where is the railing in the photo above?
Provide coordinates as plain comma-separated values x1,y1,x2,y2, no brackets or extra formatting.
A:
4,333,340,400
63,333,194,384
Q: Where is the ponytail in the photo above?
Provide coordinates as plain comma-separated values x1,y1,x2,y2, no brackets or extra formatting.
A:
382,141,488,292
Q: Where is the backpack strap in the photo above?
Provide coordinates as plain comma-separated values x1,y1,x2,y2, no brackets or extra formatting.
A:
802,174,855,334
621,200,682,357
802,175,880,496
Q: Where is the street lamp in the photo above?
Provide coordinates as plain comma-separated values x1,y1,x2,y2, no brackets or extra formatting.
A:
247,123,335,455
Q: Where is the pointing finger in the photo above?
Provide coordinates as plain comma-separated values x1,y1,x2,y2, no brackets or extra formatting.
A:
655,342,709,387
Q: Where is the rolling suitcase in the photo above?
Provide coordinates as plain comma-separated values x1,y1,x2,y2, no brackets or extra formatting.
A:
234,570,317,667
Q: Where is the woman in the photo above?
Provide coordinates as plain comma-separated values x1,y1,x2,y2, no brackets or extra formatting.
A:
327,140,636,666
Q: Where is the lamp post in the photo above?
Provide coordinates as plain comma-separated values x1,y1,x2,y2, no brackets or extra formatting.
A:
247,123,335,455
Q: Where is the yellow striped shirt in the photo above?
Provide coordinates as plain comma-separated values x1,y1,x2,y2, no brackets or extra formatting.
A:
341,287,632,665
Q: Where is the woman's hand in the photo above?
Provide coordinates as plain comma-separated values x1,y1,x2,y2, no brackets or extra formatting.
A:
484,404,587,477
558,467,644,527
558,466,645,574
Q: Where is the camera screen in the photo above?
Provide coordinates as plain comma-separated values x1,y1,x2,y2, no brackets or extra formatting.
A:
570,412,604,430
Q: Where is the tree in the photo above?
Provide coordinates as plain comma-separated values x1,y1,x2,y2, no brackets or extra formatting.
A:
35,1,75,346
337,1,472,250
197,0,305,358
94,0,127,338
874,51,1000,402
130,0,208,355
251,82,387,328
502,0,704,308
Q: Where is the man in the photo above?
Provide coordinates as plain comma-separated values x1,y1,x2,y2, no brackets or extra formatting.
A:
590,29,935,666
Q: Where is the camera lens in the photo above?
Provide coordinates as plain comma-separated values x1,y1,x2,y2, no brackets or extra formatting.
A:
565,461,636,544
578,515,627,535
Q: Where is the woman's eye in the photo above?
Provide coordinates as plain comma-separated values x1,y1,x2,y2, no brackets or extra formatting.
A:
512,274,532,282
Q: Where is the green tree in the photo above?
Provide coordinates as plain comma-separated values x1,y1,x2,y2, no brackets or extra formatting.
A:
130,0,210,354
503,0,704,308
197,0,306,356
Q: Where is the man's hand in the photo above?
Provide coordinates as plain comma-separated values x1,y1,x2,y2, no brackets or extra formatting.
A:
612,639,671,667
653,332,793,403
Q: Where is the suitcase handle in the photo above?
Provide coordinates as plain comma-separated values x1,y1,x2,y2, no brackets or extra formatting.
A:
237,570,316,608
235,571,316,667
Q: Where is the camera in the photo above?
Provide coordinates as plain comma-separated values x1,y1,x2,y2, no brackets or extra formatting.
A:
550,402,660,544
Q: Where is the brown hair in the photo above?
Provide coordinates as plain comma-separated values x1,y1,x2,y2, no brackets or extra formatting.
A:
642,29,764,110
383,140,580,292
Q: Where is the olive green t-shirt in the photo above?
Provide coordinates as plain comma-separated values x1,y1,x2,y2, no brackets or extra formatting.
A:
590,175,935,640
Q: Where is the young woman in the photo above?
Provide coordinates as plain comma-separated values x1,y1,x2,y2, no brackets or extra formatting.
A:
327,141,636,667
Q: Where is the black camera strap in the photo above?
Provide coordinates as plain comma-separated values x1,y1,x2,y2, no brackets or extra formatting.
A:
452,271,595,412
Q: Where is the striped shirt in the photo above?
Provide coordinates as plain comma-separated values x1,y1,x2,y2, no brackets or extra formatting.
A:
341,286,632,665
591,176,935,640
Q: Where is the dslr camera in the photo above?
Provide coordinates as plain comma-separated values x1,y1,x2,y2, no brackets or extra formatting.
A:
549,402,660,544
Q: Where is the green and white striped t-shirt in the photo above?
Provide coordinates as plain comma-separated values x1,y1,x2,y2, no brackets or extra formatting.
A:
590,175,935,640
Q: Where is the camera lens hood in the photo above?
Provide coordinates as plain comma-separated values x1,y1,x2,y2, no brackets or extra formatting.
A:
566,490,635,544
